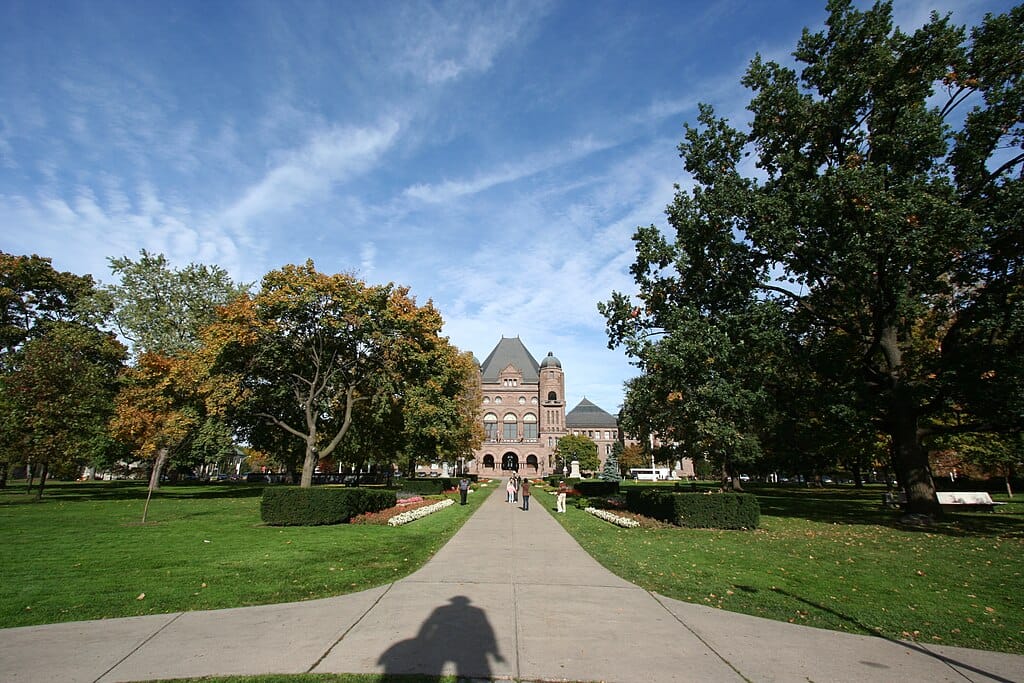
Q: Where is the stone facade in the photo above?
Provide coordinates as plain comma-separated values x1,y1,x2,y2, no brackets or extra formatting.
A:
468,337,631,477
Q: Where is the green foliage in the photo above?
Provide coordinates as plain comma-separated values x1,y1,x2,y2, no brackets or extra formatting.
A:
260,486,396,526
626,489,759,529
397,478,456,495
601,442,623,481
555,434,600,473
601,1,1024,516
208,261,478,488
576,480,619,496
102,250,247,358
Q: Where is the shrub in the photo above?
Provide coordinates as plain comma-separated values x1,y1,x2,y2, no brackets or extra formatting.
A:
398,478,455,495
574,496,591,509
261,487,397,526
626,490,759,529
576,480,620,496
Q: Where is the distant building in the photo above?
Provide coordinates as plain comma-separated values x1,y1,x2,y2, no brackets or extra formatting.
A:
467,337,643,477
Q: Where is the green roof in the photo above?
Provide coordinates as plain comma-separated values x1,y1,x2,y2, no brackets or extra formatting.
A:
565,398,618,427
479,337,541,384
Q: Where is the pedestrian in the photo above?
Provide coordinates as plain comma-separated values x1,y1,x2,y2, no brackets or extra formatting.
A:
521,478,531,511
459,477,470,505
556,480,568,513
512,474,520,503
506,478,515,503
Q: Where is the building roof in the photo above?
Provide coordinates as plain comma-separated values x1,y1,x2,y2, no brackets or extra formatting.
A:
565,398,619,428
540,351,561,368
479,337,541,384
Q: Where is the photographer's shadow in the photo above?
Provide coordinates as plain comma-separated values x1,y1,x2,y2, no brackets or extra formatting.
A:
378,595,503,678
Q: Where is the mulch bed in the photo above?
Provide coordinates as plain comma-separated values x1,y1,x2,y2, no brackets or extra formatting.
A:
350,497,449,525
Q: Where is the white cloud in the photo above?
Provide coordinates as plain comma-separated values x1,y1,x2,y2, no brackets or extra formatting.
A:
220,120,401,231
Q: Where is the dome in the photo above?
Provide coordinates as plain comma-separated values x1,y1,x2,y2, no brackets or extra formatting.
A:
540,351,561,369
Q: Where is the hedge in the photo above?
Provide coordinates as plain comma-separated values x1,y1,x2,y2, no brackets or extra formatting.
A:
261,487,397,526
398,478,457,495
626,490,760,529
575,480,619,496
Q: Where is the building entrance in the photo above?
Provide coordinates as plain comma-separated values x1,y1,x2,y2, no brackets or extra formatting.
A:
501,453,519,471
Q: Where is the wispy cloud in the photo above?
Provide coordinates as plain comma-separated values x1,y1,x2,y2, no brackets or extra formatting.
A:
220,120,401,230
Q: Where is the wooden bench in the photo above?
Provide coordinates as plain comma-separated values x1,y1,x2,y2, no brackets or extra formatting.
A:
882,490,1005,512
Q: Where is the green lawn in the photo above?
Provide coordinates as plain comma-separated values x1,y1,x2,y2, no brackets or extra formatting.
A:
534,484,1024,654
0,480,489,628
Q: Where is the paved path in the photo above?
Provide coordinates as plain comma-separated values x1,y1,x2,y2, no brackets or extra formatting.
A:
2,481,1023,682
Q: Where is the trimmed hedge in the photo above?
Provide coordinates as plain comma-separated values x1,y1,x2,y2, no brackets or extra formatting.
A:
398,477,457,495
626,490,760,529
261,487,397,526
575,480,619,496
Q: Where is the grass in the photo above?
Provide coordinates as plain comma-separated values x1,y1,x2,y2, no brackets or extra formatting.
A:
0,479,489,628
533,483,1024,655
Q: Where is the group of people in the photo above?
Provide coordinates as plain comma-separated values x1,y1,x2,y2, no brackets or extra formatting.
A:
504,474,571,512
504,474,531,510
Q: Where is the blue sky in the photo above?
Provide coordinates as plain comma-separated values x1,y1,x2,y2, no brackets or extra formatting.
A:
1,0,1013,414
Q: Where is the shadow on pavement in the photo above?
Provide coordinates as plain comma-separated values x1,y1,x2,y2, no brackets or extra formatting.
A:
378,595,504,678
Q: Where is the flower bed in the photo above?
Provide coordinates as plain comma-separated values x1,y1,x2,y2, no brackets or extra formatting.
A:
351,498,439,525
585,507,640,528
388,498,455,526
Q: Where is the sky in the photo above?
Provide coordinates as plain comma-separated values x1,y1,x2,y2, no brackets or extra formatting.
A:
1,0,1014,415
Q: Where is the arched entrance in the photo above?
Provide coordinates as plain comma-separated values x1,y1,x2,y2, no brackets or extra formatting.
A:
501,452,519,471
526,454,539,472
483,454,495,469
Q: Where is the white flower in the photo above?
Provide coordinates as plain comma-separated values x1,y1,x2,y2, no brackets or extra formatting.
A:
387,498,455,526
585,507,640,528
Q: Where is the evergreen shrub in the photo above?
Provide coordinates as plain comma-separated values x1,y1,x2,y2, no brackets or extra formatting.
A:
261,487,397,526
626,490,759,529
398,478,459,495
576,480,620,496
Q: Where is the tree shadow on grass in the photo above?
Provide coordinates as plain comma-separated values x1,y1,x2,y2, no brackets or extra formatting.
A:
732,584,1017,683
750,486,1024,539
0,481,266,505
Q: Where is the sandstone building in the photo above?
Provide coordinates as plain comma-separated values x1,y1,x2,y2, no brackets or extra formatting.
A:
467,337,629,477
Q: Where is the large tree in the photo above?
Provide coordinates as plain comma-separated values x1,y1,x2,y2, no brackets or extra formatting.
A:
4,322,126,498
207,261,476,487
103,251,246,491
603,1,1023,518
0,253,103,487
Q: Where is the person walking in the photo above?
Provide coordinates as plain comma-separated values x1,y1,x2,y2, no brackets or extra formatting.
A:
521,478,531,511
556,480,568,513
506,478,515,503
512,474,519,503
458,477,470,505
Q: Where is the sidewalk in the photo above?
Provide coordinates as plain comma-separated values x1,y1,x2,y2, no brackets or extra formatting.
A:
1,481,1022,682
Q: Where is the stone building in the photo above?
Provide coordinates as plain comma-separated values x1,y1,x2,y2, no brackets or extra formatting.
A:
468,337,631,477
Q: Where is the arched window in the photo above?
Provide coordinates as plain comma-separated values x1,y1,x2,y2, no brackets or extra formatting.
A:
526,454,539,470
547,391,558,401
483,454,495,468
503,413,518,440
523,413,538,439
484,413,498,441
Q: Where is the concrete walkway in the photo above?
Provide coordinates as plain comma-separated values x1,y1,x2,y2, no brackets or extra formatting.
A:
2,481,1022,683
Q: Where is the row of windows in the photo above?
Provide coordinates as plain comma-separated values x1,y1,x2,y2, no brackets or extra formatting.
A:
483,412,538,440
482,396,539,405
570,429,618,440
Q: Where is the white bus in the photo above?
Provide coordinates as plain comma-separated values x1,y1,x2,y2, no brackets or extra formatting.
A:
628,467,671,481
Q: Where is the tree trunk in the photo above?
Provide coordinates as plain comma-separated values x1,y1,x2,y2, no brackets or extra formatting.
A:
34,462,49,501
142,449,169,523
26,461,34,493
299,443,317,488
0,463,7,488
851,461,864,488
889,399,941,519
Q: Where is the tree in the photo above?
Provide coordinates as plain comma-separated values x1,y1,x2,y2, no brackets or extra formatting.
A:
207,261,471,487
618,442,648,475
0,253,105,487
600,442,622,481
4,322,126,498
103,251,246,494
555,434,600,475
603,1,1023,519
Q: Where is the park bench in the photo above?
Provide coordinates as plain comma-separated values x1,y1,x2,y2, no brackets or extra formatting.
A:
882,490,1005,512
